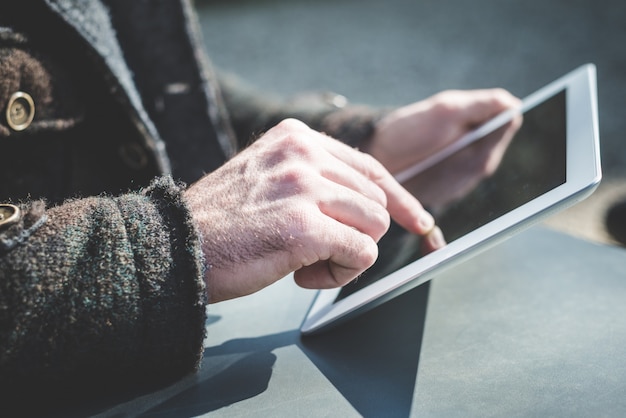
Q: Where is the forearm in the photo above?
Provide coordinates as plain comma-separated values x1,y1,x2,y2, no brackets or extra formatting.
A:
0,176,206,395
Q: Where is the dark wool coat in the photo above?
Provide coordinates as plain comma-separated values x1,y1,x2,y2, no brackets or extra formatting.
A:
0,0,381,412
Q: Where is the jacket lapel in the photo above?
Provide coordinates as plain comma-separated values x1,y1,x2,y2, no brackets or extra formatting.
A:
43,0,172,174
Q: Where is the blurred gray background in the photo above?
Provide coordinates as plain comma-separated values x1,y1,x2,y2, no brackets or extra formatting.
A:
196,0,626,245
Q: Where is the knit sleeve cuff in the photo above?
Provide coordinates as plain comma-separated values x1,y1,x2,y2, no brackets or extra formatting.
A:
115,176,207,379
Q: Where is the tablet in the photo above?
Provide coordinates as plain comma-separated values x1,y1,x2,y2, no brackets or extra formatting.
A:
300,63,601,335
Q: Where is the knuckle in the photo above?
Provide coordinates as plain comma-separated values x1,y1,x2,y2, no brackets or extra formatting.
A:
362,200,391,241
492,87,510,98
276,118,309,132
430,92,462,116
374,208,391,238
281,133,310,156
361,151,382,171
358,237,379,268
268,164,313,199
274,131,315,161
260,134,317,172
359,154,389,206
489,88,521,111
492,87,513,101
360,152,386,180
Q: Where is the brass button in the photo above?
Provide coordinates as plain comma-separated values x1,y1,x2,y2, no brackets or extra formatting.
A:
6,91,35,131
0,204,21,229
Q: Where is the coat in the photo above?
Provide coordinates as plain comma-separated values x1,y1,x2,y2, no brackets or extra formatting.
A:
0,0,381,412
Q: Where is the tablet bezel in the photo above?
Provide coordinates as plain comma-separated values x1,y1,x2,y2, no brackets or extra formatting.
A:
300,64,600,335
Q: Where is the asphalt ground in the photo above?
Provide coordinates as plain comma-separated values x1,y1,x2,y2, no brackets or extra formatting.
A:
196,0,626,246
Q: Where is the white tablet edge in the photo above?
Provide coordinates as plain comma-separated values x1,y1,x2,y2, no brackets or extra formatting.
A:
300,64,600,335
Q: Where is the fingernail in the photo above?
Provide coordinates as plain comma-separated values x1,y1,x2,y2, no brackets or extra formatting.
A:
418,210,435,233
429,226,447,248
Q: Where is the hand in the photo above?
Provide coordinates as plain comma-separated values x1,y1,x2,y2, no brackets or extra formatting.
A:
364,89,522,211
184,119,440,303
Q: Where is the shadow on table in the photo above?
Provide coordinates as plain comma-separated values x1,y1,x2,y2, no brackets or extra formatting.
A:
139,330,297,417
141,352,278,417
300,282,430,418
112,284,430,417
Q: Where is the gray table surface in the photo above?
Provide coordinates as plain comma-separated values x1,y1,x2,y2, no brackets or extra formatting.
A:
99,226,626,418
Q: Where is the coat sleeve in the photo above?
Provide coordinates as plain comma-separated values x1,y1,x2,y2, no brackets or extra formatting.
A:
0,176,207,402
217,71,389,149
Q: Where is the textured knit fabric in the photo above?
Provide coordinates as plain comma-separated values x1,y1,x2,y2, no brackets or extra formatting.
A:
0,177,206,411
0,0,384,413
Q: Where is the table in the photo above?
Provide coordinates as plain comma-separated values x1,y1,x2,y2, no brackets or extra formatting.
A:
98,226,626,417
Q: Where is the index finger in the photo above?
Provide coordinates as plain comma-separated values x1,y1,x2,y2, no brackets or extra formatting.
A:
314,131,436,235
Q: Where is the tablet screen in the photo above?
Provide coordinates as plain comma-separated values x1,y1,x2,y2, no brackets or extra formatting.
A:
336,89,566,302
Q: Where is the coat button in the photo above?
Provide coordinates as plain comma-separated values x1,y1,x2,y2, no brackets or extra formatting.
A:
0,204,21,229
6,91,35,131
